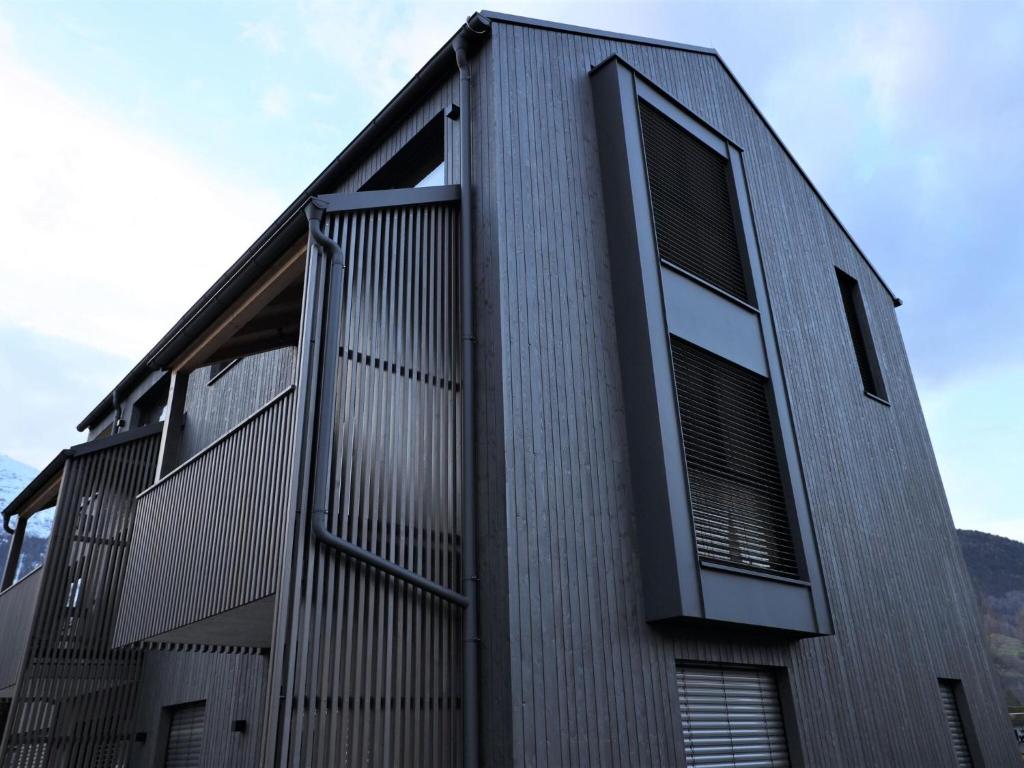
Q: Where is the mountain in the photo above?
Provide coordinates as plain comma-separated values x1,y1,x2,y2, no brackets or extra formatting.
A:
0,454,52,578
957,529,1024,707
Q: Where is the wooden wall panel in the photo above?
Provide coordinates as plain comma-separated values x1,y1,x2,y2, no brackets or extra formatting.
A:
127,647,268,768
480,20,1017,767
180,346,297,463
114,389,295,648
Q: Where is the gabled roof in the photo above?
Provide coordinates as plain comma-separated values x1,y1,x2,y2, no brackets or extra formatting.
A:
78,10,898,431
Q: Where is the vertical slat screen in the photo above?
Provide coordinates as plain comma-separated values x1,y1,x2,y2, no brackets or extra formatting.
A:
676,665,791,768
670,339,799,578
0,431,160,767
275,200,461,766
163,702,206,768
638,100,748,302
938,682,974,768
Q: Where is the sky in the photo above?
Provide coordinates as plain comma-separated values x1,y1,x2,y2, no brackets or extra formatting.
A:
0,0,1020,542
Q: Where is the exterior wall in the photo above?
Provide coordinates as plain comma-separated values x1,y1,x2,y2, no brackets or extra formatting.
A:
179,346,296,462
479,21,1016,767
127,648,268,767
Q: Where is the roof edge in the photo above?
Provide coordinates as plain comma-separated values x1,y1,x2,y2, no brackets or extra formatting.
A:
3,422,165,525
77,13,491,432
479,10,718,56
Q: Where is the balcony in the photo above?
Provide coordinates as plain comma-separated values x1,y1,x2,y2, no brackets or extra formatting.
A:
0,568,42,697
112,387,296,649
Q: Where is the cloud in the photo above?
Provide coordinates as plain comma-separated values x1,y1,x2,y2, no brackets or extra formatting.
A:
240,20,284,54
0,35,284,361
261,84,290,117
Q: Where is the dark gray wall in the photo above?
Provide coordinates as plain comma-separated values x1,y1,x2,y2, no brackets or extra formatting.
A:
179,346,296,462
128,648,267,768
475,19,1016,767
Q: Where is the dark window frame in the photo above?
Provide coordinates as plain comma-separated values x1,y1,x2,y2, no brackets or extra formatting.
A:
835,267,888,404
675,661,801,768
207,358,240,386
590,55,832,635
938,678,982,767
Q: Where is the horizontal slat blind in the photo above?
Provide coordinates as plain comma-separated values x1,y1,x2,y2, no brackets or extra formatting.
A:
676,665,791,768
639,100,748,302
938,682,974,767
670,339,798,578
164,702,206,768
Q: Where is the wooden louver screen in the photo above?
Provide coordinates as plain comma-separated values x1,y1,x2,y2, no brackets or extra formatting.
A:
676,665,791,767
163,702,206,768
670,339,799,578
638,100,749,302
938,682,974,767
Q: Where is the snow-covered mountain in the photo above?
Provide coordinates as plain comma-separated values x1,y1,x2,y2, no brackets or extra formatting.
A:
0,454,52,577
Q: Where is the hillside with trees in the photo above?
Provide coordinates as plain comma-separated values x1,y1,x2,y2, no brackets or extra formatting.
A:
958,529,1024,706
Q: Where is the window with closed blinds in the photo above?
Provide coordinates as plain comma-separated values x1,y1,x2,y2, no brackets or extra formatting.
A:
676,664,791,768
163,701,206,768
638,100,749,303
670,338,799,578
938,681,974,767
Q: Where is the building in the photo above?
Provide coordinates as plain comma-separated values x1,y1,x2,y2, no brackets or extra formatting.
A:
0,11,1016,767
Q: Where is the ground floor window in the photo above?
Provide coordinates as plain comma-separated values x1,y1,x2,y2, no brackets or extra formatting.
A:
675,663,791,767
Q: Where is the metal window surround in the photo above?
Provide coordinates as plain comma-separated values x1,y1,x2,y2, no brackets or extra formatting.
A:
590,55,832,635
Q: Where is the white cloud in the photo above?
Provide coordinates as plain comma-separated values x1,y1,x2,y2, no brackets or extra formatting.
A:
240,20,284,54
260,84,291,117
0,36,284,360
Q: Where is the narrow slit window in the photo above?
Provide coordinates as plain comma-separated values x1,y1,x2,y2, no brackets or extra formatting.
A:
938,680,974,767
835,268,887,401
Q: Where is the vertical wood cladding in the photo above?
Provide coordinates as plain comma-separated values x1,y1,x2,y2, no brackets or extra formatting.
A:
0,570,42,693
179,346,297,463
0,431,160,767
128,647,268,768
114,389,295,647
481,20,1016,767
270,200,462,766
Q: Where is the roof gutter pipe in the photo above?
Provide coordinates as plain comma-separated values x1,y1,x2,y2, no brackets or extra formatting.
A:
453,16,486,768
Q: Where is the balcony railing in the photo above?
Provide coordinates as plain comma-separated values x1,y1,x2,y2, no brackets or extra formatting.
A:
112,386,295,648
0,567,42,693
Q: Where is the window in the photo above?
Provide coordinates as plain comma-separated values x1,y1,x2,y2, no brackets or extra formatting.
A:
835,268,887,401
639,100,749,302
671,338,799,579
361,113,445,191
207,358,239,385
163,701,206,768
938,680,974,767
676,664,791,767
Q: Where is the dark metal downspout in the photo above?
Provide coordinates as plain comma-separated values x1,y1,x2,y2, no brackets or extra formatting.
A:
303,199,469,609
453,22,481,768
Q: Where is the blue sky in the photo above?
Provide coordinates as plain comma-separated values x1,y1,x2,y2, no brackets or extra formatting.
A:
0,1,1020,542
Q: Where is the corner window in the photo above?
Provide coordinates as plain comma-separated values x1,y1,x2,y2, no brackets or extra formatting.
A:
835,268,887,402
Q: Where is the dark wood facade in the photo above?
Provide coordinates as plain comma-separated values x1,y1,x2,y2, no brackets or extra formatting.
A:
0,12,1014,767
